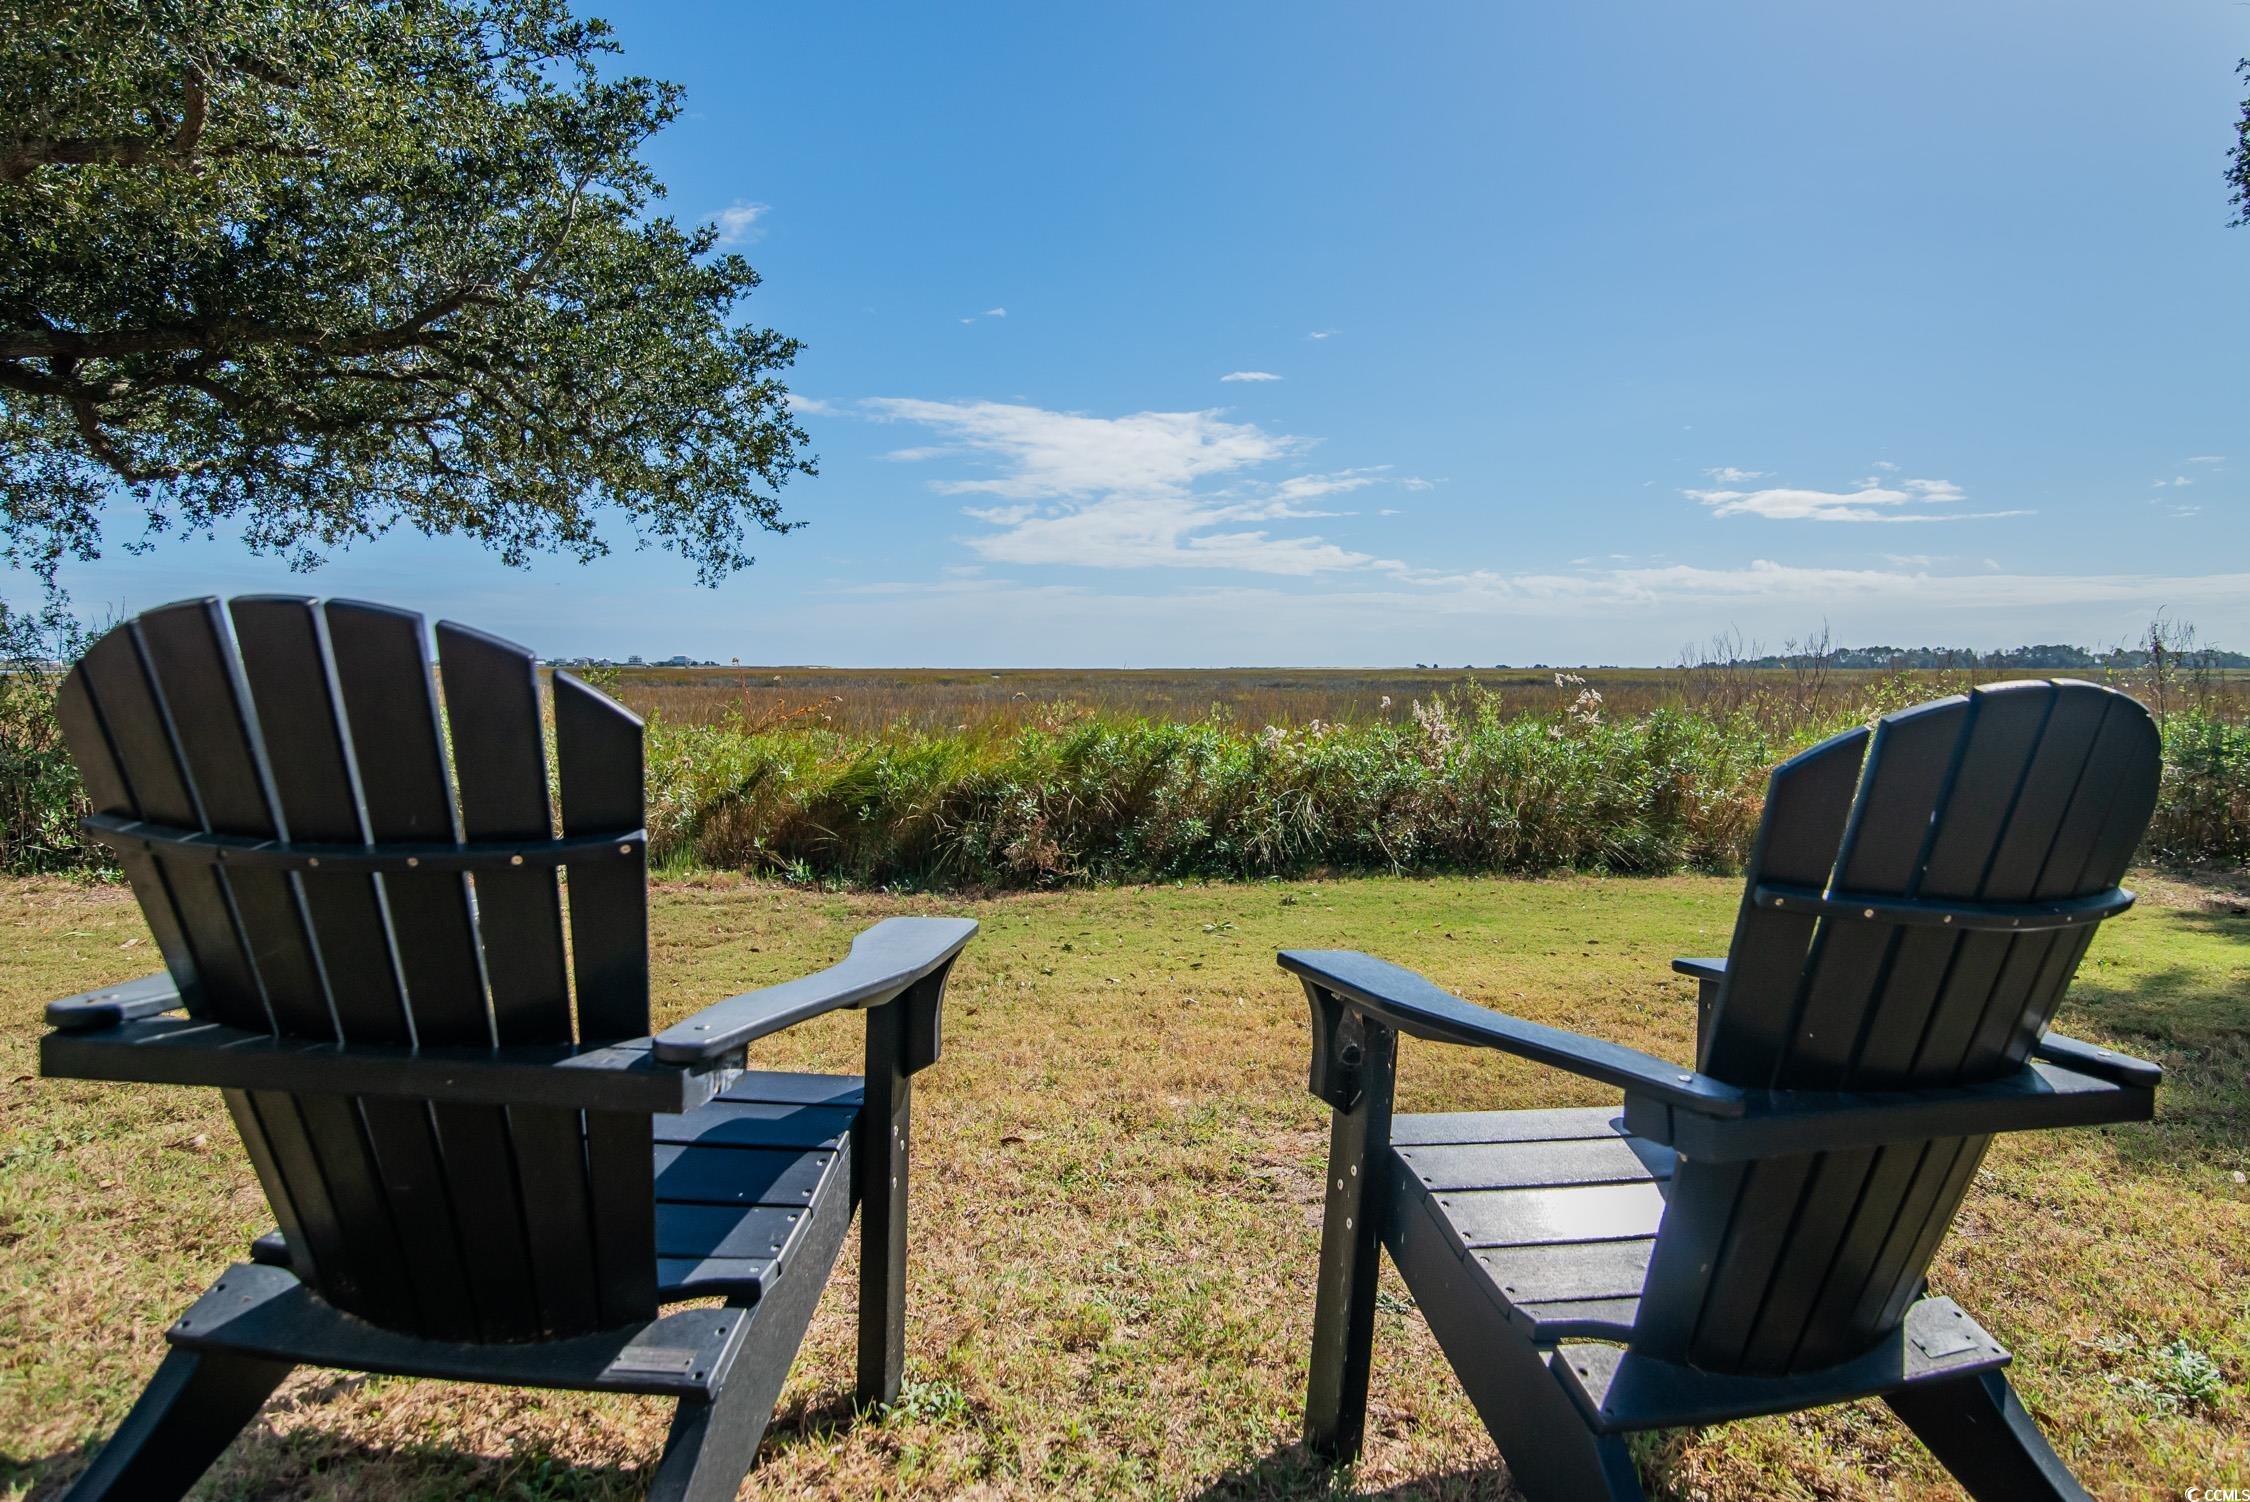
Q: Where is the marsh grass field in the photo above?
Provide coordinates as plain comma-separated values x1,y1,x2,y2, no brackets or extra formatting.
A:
596,663,2250,738
5,867,2246,1500
11,653,2250,887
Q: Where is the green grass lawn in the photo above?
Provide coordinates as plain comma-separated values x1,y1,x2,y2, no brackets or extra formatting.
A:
4,870,2245,1500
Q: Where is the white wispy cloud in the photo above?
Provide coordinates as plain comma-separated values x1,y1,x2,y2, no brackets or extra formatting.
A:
707,200,770,246
1685,475,2019,524
1266,467,1396,504
816,423,2250,657
835,560,2250,622
1871,459,1900,472
784,392,833,416
864,399,1300,498
1306,329,1338,340
2152,475,2192,488
1375,557,2250,613
781,562,2250,670
1221,370,1283,382
1702,466,1767,482
983,307,1008,318
861,398,1423,574
2186,454,2225,464
967,498,1376,574
961,503,1038,525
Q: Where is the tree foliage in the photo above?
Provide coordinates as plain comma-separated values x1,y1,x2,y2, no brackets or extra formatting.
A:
0,0,813,587
2233,59,2250,227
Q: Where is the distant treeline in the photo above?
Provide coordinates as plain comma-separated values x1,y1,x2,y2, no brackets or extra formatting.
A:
1722,644,2250,671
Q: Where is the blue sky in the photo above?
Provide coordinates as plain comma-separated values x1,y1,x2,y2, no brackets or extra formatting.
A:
27,2,2250,664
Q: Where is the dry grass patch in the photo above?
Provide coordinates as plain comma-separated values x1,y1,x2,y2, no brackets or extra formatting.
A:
4,871,2245,1499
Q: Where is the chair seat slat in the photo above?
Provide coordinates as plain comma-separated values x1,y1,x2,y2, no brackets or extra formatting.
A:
652,1099,858,1152
1474,1240,1656,1305
653,1144,840,1206
1429,1183,1668,1250
1390,1106,1626,1147
1397,1138,1674,1194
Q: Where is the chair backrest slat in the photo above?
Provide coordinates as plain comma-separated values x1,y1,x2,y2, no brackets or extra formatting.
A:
324,600,491,1045
436,621,573,1043
1778,694,1976,1090
556,671,650,1042
324,600,550,1340
1710,686,2082,1373
53,663,203,1007
432,622,607,1335
1637,680,2159,1375
129,600,427,1328
133,602,327,1034
1696,727,1868,1081
554,671,660,1324
56,597,660,1344
62,635,340,1292
1826,689,2160,1363
74,626,268,1027
230,596,484,1338
1850,683,2062,1084
229,597,411,1043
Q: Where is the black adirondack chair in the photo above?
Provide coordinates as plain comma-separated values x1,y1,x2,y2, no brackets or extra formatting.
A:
37,596,977,1502
1282,679,2165,1501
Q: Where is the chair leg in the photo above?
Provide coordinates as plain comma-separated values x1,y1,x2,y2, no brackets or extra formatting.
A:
1492,1405,1644,1502
1450,1330,1647,1498
647,1366,782,1502
1302,1011,1397,1464
1885,1369,2090,1502
648,1269,837,1502
651,1116,860,1502
62,1347,293,1501
1380,1177,1645,1500
856,993,914,1408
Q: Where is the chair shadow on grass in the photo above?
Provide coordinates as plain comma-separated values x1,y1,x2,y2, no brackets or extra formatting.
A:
1188,1432,1699,1502
8,1385,869,1501
2077,911,2248,1100
1187,1441,1514,1502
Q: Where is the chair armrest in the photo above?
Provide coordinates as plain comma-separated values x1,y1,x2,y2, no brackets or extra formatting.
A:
42,1019,723,1112
2032,1032,2162,1088
1670,957,1726,984
652,916,977,1065
44,972,184,1031
1278,948,1745,1117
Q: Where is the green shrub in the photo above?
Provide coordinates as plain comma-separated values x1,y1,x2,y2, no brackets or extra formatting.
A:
642,692,1805,887
0,601,107,876
640,685,2250,889
2147,709,2250,865
6,640,2245,889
